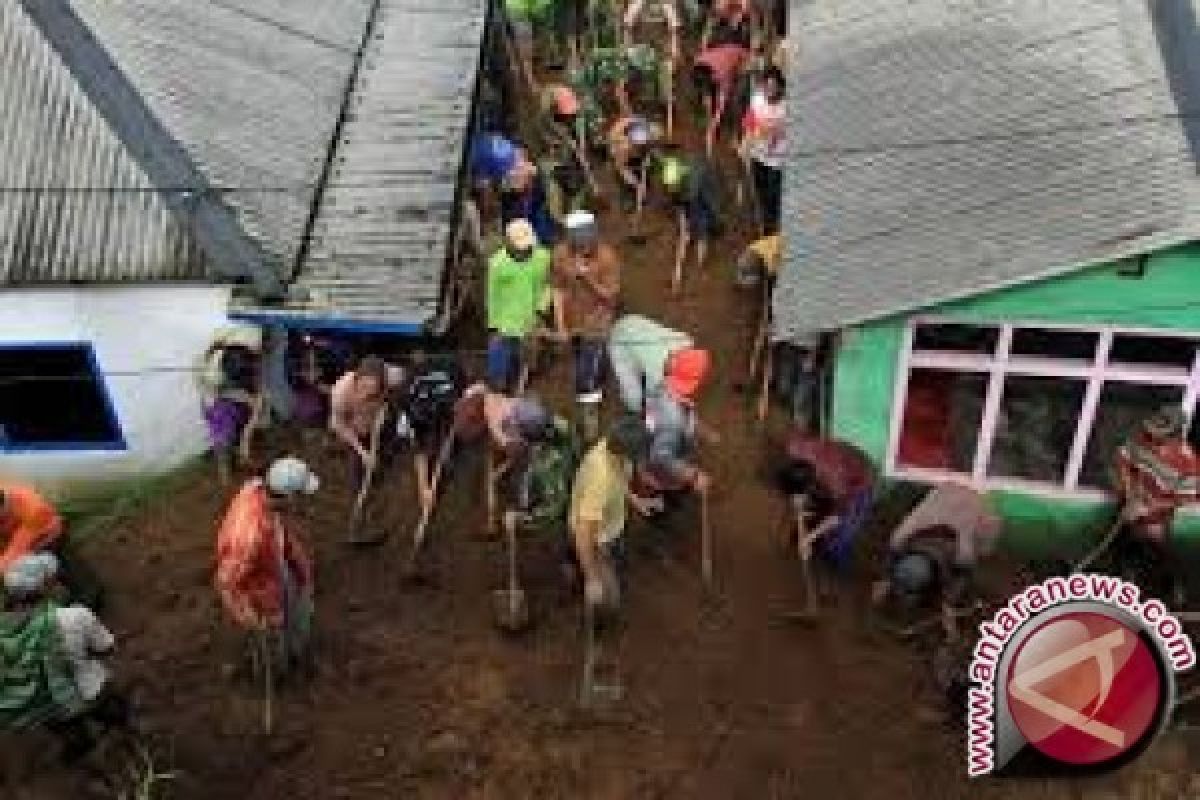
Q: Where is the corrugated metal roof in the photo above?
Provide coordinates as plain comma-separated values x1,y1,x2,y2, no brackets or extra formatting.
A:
0,2,206,284
775,0,1200,340
235,0,486,327
68,0,375,277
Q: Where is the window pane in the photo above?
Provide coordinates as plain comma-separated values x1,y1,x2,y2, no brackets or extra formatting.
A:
912,323,998,355
1110,334,1198,369
1079,384,1185,490
987,376,1086,484
1010,328,1098,361
0,347,121,447
896,369,986,473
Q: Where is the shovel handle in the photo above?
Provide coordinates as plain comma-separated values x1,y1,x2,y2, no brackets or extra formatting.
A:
351,407,387,521
1073,519,1123,572
700,489,713,587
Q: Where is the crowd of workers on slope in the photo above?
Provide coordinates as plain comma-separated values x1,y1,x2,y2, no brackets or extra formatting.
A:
7,0,1200,777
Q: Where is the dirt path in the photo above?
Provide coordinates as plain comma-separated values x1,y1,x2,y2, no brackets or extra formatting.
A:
16,72,1200,800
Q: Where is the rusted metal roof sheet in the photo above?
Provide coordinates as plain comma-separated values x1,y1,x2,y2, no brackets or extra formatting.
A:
67,0,375,278
236,0,487,327
0,2,206,284
776,0,1200,340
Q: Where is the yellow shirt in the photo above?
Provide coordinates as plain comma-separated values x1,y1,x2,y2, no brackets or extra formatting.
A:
569,440,632,545
748,234,782,277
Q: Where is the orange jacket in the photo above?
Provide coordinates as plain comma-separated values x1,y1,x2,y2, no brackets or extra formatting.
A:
214,480,313,630
0,483,63,572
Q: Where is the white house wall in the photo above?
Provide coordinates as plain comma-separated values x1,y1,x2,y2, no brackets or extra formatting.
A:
0,285,231,496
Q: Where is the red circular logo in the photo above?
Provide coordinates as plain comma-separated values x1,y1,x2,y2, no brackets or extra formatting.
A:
1005,611,1163,766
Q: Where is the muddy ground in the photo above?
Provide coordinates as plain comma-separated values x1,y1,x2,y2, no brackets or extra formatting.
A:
13,85,1200,800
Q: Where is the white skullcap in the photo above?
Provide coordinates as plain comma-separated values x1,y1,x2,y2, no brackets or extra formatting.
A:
4,552,60,598
266,456,320,496
564,210,597,230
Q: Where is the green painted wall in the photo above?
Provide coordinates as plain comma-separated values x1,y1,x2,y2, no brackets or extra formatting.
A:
832,244,1200,556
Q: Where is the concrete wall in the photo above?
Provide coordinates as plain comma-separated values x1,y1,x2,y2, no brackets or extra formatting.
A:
0,284,230,498
831,244,1200,556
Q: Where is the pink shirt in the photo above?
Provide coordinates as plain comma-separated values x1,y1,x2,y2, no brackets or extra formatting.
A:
695,45,750,92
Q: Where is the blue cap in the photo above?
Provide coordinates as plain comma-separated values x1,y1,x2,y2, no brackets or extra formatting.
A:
471,134,517,183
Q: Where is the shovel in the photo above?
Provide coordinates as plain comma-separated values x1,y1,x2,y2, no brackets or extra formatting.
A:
346,407,387,545
700,488,714,590
1072,518,1123,573
404,429,458,578
580,601,623,707
626,160,651,246
492,514,531,633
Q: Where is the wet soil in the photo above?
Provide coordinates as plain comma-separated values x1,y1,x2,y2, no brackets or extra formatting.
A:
13,76,1200,800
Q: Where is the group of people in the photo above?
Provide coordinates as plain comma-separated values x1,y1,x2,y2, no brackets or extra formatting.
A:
772,403,1200,651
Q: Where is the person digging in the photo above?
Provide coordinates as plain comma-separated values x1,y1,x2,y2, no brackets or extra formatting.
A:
631,348,720,581
1108,405,1200,608
551,210,622,443
0,482,103,610
0,553,131,772
606,312,698,415
214,456,319,729
398,352,466,533
197,325,266,486
657,144,723,295
870,482,1002,643
567,415,657,615
772,428,874,620
493,412,581,632
487,219,554,396
330,356,405,544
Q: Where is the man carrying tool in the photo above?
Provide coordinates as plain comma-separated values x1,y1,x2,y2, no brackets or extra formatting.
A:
0,482,100,610
774,429,874,578
607,114,661,217
214,457,319,672
197,325,265,485
398,352,466,523
634,347,717,510
692,36,753,155
607,313,697,414
621,0,683,135
0,482,63,575
330,356,405,499
567,416,655,613
1111,405,1200,606
500,147,563,250
657,143,722,294
538,85,602,210
870,482,1001,642
505,0,555,94
738,65,785,235
552,210,622,441
0,553,130,766
474,388,560,533
488,219,553,394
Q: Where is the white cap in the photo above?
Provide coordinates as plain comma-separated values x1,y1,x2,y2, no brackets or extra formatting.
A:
266,456,320,496
565,210,596,230
4,552,59,598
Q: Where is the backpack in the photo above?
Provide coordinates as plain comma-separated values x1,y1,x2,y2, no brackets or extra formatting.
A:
406,363,463,429
519,418,581,529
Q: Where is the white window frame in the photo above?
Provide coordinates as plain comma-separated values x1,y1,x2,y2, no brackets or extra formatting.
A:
886,317,1200,500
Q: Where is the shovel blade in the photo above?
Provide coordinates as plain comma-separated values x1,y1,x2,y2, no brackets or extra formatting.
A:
492,589,530,632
